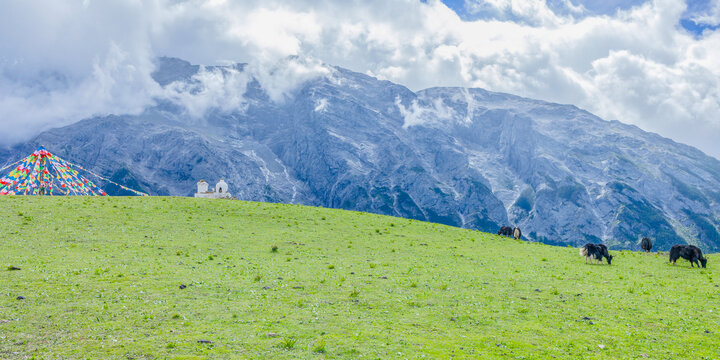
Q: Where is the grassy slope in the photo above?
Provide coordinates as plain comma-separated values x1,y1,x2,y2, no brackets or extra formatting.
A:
0,196,718,359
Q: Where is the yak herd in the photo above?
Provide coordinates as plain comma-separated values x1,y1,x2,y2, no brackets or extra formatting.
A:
497,228,709,268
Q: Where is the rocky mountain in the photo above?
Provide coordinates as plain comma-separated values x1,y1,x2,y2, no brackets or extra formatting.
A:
5,57,720,251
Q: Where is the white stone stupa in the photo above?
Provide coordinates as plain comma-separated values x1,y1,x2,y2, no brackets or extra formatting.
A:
194,179,232,199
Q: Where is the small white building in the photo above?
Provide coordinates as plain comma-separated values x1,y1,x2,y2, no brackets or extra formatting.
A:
194,179,232,199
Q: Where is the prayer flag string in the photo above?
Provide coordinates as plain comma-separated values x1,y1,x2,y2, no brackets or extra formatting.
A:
0,146,148,196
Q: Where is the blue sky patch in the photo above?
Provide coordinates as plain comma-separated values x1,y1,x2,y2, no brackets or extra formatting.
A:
439,0,718,36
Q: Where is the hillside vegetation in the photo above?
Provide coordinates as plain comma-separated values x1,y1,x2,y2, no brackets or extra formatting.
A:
0,197,718,359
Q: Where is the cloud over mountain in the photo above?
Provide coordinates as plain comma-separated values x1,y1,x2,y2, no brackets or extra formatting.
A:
1,0,720,158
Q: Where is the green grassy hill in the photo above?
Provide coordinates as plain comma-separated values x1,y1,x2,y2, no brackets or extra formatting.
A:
1,197,718,359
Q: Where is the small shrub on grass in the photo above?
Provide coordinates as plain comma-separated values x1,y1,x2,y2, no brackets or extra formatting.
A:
166,343,177,349
369,263,376,269
409,282,417,288
253,274,263,282
312,339,326,353
172,314,181,319
350,289,359,298
278,337,296,350
208,255,214,260
271,245,279,253
328,264,335,269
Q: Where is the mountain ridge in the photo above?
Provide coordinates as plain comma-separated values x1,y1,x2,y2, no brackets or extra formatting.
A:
4,57,720,251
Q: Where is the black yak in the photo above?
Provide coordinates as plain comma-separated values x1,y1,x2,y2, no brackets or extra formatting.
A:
669,244,707,268
497,226,513,237
640,237,652,252
513,227,522,240
579,243,613,265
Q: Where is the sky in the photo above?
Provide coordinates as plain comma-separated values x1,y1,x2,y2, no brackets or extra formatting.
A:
1,0,720,158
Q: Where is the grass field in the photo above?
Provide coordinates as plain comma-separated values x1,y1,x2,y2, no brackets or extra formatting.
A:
1,196,718,359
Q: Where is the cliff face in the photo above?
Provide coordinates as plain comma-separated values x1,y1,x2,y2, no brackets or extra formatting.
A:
9,58,720,251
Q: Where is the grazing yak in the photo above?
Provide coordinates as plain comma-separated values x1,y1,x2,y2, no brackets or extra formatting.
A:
669,244,707,268
579,243,613,265
640,237,652,252
513,227,522,240
497,226,513,237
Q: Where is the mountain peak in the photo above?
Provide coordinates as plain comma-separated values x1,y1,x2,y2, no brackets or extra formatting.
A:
11,58,720,251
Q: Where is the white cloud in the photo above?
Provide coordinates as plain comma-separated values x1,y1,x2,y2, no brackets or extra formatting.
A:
0,1,159,143
0,42,159,144
396,95,455,128
247,57,332,103
160,56,331,117
690,0,720,26
464,0,572,26
162,65,250,118
1,0,720,159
